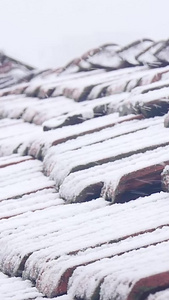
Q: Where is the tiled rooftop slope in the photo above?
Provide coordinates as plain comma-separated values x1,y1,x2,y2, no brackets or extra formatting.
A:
2,39,169,299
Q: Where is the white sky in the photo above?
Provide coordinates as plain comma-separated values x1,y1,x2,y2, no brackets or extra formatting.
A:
0,0,169,69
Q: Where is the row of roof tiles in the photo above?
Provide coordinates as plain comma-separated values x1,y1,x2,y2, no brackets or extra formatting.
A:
1,39,169,299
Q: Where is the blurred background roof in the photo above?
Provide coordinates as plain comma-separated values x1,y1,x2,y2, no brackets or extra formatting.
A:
0,0,169,69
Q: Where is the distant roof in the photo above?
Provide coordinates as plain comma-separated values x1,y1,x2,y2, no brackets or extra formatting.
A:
1,39,169,300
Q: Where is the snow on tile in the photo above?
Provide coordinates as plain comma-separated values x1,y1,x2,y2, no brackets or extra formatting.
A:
82,92,128,111
0,96,38,119
68,240,169,300
23,97,80,125
61,67,154,101
128,86,169,105
118,86,169,117
0,94,78,125
129,75,169,97
104,66,167,96
146,289,169,300
87,80,116,100
43,116,160,176
86,44,121,68
0,82,29,98
34,224,169,297
25,69,104,98
0,154,32,168
0,120,40,140
24,75,67,97
56,67,145,100
42,109,94,132
0,198,106,240
25,113,137,159
19,192,169,297
42,93,128,131
59,144,169,203
0,118,42,156
0,75,24,90
37,82,65,99
0,198,107,276
0,159,55,201
0,188,63,219
0,271,43,300
156,42,169,63
48,120,168,189
0,133,39,157
161,164,169,192
88,40,152,68
0,94,26,103
1,192,168,286
137,41,165,66
118,39,154,65
24,93,127,128
0,88,126,127
2,41,169,300
0,118,23,128
36,296,71,300
36,71,104,98
59,69,119,93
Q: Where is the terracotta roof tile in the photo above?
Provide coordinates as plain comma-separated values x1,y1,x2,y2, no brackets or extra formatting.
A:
1,39,169,299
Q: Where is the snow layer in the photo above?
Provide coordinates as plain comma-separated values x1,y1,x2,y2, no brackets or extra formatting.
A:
59,144,169,202
0,188,63,219
0,198,107,277
25,113,133,158
35,224,169,297
0,192,169,297
146,289,169,300
0,271,43,300
1,41,169,300
12,191,168,297
43,116,161,176
48,120,168,189
0,159,55,201
68,240,169,300
0,118,42,156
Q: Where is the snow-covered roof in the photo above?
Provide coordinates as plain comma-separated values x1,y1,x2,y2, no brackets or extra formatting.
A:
1,39,169,299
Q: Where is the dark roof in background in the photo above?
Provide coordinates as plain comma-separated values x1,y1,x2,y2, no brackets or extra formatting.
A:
1,39,169,299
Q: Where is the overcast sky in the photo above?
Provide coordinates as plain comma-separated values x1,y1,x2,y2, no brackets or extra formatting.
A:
0,0,169,69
